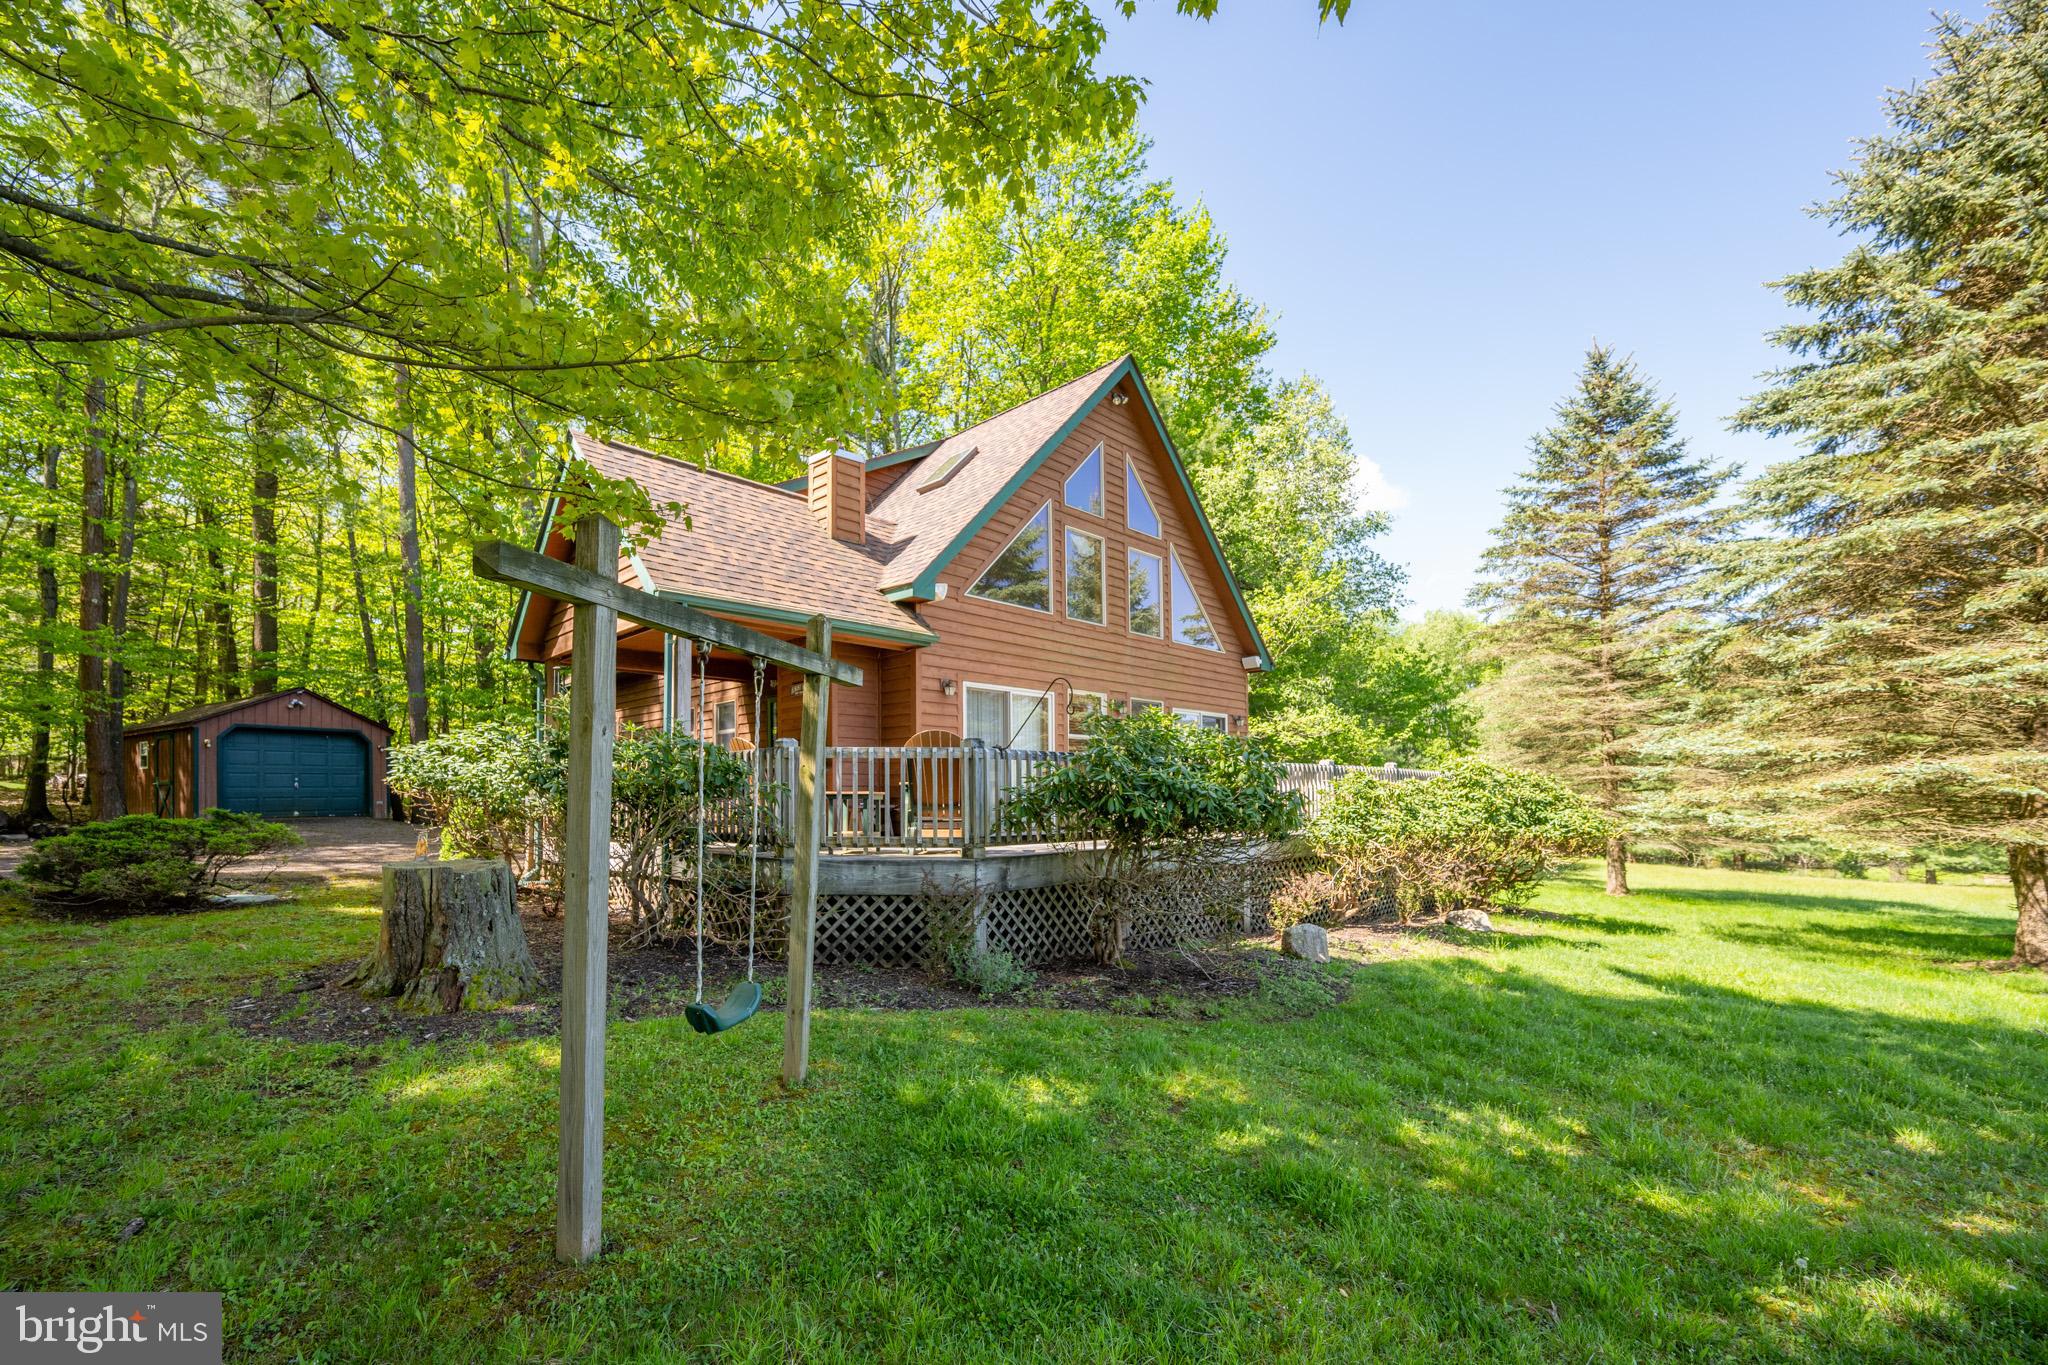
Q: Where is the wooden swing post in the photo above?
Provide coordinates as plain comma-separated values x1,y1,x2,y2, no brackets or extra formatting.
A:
472,516,855,1265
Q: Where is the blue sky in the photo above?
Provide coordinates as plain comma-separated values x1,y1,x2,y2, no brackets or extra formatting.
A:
1094,0,1990,617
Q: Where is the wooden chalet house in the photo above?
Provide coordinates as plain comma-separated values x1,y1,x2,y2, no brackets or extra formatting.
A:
510,356,1271,763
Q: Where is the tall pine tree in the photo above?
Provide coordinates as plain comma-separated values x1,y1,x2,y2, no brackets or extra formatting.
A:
1472,348,1734,895
1728,0,2048,966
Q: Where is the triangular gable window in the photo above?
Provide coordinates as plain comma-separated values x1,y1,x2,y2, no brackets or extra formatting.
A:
1169,549,1220,650
967,503,1052,613
1065,445,1104,516
1126,459,1160,538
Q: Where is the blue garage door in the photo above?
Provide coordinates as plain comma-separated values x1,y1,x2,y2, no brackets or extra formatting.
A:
217,728,368,817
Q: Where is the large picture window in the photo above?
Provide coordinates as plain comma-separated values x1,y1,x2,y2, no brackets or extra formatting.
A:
1169,549,1221,650
1128,548,1163,637
967,503,1052,612
964,683,1049,750
1126,460,1161,538
1065,528,1105,624
1065,445,1104,516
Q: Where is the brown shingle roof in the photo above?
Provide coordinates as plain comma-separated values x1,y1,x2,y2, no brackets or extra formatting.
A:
569,432,936,644
864,356,1129,594
125,687,391,736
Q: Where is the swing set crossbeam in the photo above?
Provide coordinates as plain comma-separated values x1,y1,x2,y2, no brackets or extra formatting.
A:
474,538,864,687
472,515,842,1267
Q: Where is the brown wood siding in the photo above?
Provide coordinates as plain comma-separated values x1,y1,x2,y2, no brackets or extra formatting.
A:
127,691,394,817
865,462,914,503
617,673,663,733
121,730,194,817
827,643,881,745
912,396,1251,743
878,649,920,744
807,459,865,544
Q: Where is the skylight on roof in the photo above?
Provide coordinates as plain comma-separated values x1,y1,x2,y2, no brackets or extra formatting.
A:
917,445,977,492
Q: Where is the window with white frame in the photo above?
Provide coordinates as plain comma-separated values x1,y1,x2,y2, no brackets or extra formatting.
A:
963,683,1050,750
1126,459,1161,538
1174,707,1229,733
1131,697,1165,714
715,700,738,749
1064,444,1104,516
1169,549,1221,650
967,503,1052,612
1065,528,1105,624
1128,547,1163,637
1067,690,1109,744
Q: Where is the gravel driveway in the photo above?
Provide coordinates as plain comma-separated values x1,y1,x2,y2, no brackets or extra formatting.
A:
0,815,421,885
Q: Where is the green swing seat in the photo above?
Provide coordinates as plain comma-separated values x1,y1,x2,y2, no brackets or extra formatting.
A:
685,980,763,1036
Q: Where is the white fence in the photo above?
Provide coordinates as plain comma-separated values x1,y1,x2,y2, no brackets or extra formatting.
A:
720,743,1432,854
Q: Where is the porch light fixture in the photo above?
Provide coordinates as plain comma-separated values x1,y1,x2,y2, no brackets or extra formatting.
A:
1110,389,1129,406
941,678,956,697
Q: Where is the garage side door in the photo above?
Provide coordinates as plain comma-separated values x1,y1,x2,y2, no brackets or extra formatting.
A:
217,729,368,817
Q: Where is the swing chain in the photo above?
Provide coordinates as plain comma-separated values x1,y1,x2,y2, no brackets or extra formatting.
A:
746,656,766,982
692,639,710,1005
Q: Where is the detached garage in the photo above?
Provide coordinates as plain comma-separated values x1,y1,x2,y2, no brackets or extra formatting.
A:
121,688,391,820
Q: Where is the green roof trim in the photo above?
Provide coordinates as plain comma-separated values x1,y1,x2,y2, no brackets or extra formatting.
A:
779,440,942,493
626,550,656,592
504,490,562,661
887,357,1272,670
656,590,938,648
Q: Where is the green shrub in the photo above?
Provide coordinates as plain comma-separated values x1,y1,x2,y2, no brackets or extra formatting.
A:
1312,760,1609,919
16,811,300,915
1832,849,1869,880
1009,708,1299,851
1007,709,1300,963
945,942,1036,998
387,725,553,864
1269,868,1343,930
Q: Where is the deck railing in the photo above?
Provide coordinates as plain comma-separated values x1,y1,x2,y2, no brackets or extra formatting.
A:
713,742,1433,854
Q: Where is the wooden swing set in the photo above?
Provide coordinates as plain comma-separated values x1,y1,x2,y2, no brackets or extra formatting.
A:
473,513,860,1264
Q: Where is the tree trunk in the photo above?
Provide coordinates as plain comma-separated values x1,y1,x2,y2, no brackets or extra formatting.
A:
1731,851,1746,872
1605,834,1630,897
298,495,326,673
395,365,429,743
2010,843,2047,969
77,376,124,820
343,500,385,724
24,441,60,823
250,421,281,695
109,452,139,740
197,501,241,701
348,859,539,1011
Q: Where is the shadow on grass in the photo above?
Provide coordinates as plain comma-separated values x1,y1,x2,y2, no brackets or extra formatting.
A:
13,916,2048,1363
1509,908,1672,937
1622,882,1978,920
1712,915,2016,964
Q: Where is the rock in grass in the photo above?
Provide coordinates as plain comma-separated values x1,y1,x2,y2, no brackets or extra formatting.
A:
1446,907,1494,933
1279,922,1330,963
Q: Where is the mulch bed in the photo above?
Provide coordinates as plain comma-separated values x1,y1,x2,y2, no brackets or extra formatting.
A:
232,902,1348,1048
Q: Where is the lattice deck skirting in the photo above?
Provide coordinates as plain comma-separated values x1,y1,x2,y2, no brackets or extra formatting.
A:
699,841,1353,971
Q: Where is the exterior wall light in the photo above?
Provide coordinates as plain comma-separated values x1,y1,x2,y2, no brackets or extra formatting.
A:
941,678,956,697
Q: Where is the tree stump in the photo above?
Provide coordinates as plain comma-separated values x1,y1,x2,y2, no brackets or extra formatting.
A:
348,859,540,1012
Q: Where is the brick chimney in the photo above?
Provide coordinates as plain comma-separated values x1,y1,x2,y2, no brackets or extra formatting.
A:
807,445,866,543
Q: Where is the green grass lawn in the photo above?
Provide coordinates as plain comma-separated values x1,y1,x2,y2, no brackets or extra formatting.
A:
2,865,2043,1362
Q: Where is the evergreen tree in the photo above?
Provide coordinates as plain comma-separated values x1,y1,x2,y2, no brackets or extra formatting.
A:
1726,0,2048,965
1471,348,1734,895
